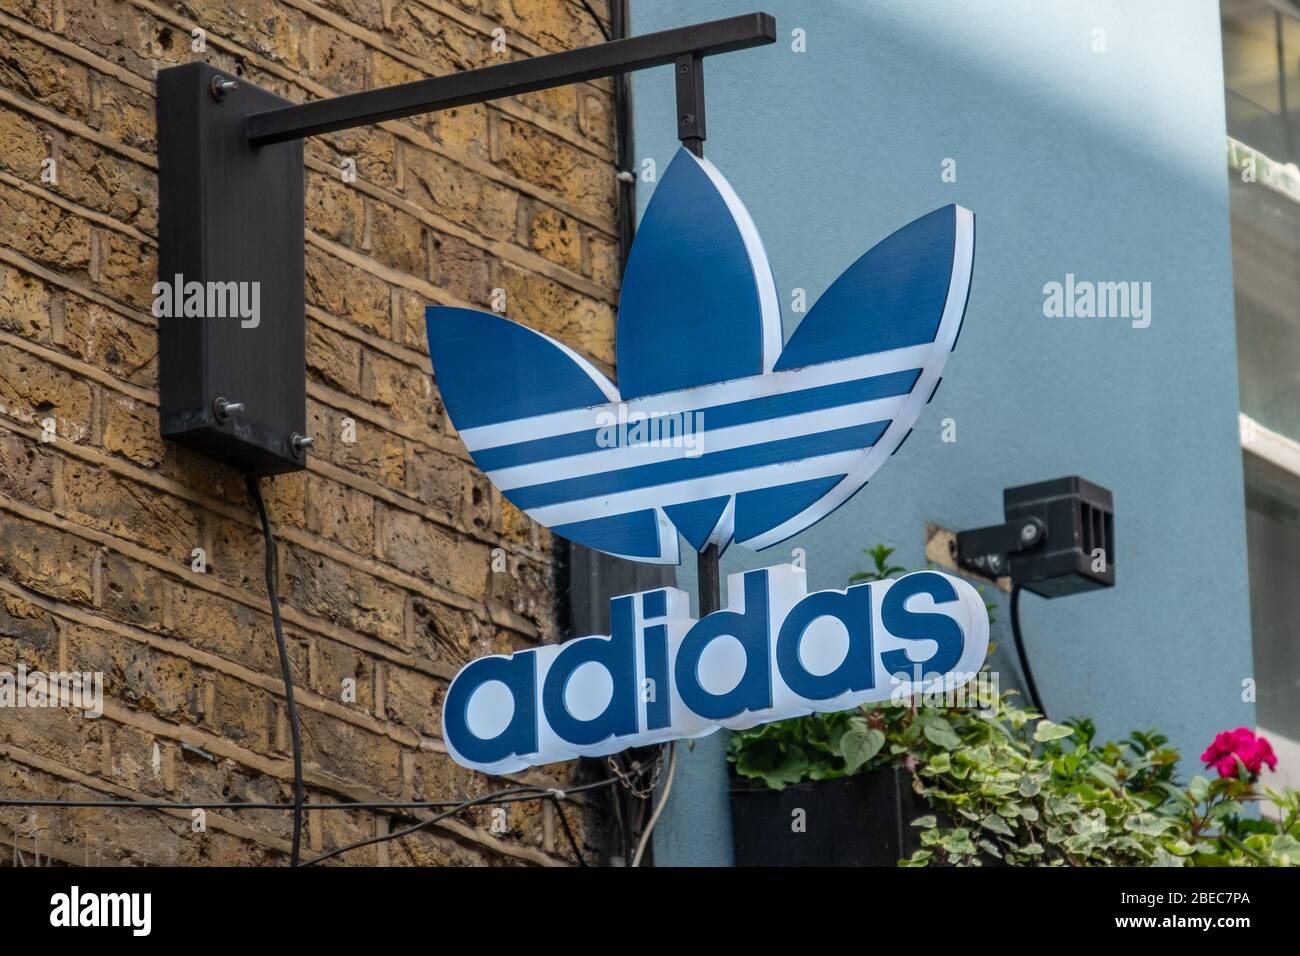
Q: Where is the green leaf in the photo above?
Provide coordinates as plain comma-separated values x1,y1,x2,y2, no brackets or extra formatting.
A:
1124,814,1174,837
925,752,952,774
733,739,811,790
1188,776,1211,803
839,727,885,774
1065,833,1095,854
924,724,962,750
1033,720,1075,743
981,814,1015,837
910,815,938,829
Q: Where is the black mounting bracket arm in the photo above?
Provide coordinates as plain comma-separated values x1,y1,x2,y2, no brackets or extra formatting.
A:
955,517,1046,579
155,13,776,476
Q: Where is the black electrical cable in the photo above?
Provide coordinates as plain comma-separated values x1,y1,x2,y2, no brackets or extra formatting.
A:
3,777,631,866
550,793,587,866
246,475,306,867
579,0,611,41
293,780,618,868
0,779,621,867
299,787,535,867
299,778,619,865
0,792,585,812
610,0,635,272
1009,585,1046,717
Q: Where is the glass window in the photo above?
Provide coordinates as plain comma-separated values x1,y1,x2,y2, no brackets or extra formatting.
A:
1243,453,1300,743
1229,175,1300,442
1223,1,1300,780
1224,2,1300,443
1223,0,1300,164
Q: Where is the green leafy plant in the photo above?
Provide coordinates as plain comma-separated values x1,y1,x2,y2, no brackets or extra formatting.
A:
848,544,907,584
898,695,1300,866
727,544,1300,866
728,711,872,789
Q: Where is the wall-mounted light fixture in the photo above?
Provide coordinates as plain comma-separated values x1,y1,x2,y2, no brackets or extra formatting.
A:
953,476,1115,715
954,476,1115,596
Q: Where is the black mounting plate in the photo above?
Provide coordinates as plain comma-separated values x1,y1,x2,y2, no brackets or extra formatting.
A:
156,63,306,476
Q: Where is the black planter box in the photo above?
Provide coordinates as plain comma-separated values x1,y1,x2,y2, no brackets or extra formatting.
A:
730,766,927,867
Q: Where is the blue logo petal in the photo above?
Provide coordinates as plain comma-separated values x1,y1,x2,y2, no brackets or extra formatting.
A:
616,149,782,398
425,151,975,565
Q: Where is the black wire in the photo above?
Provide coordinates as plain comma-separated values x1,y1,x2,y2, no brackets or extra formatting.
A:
299,778,620,866
1009,585,1045,717
610,0,635,272
0,792,581,812
3,780,630,866
551,794,587,866
299,787,537,867
247,475,306,867
579,0,611,41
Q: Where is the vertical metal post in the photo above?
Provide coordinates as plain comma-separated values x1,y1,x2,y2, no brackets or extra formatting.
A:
697,543,722,616
676,53,719,613
675,53,706,157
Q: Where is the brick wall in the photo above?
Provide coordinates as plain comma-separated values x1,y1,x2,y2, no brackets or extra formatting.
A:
0,0,619,865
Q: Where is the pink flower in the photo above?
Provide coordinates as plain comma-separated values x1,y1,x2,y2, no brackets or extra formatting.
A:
1200,727,1278,780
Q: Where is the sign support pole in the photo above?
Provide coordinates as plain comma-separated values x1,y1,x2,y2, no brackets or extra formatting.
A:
671,49,721,614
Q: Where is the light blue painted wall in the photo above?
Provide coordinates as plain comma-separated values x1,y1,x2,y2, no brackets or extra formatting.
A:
628,0,1253,866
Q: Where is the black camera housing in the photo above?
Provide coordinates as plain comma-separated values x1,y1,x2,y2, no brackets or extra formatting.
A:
1004,476,1114,597
955,476,1115,597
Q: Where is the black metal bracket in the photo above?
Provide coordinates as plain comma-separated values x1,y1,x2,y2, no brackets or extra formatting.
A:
157,66,306,475
247,14,771,146
954,517,1045,579
155,14,775,475
675,53,706,156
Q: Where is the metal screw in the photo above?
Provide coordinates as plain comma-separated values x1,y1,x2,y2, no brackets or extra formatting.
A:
210,76,238,100
1020,522,1038,542
290,432,314,455
213,397,244,422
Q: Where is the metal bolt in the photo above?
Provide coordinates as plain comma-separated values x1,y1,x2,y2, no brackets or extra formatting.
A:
1020,522,1038,542
290,432,314,455
210,76,238,100
615,170,635,184
213,397,244,422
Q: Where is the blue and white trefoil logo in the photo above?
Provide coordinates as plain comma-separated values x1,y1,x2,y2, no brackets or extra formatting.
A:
426,148,975,563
